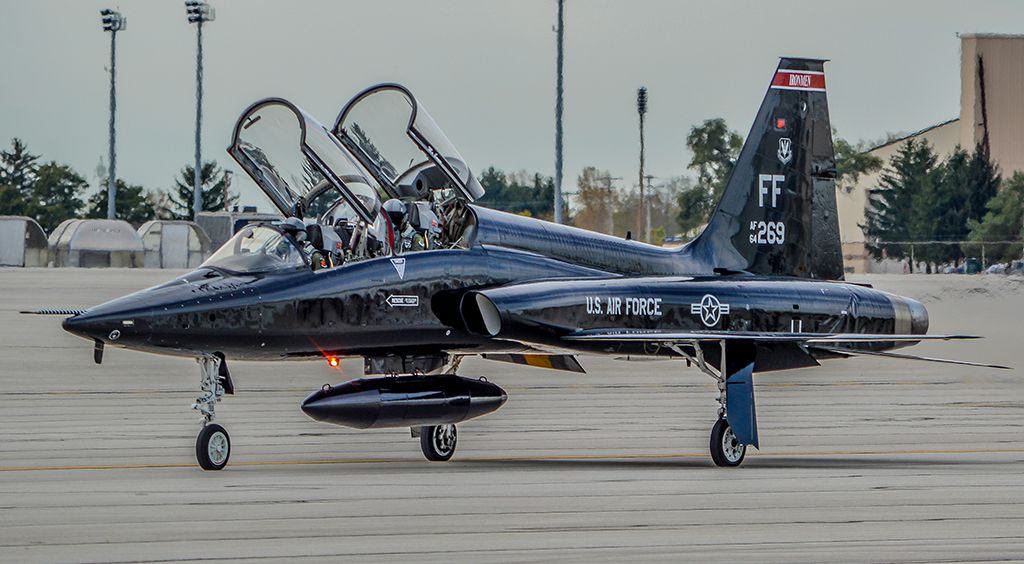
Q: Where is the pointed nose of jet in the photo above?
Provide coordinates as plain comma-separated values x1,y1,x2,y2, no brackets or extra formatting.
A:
62,311,110,341
61,299,147,345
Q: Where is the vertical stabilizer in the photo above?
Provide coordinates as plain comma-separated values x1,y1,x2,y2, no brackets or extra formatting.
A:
682,58,843,280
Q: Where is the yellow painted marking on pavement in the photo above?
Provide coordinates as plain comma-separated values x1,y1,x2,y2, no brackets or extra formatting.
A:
1,448,1022,473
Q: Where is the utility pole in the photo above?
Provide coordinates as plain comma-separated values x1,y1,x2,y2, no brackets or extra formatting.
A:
186,1,215,220
636,87,648,241
100,9,126,220
553,0,565,224
596,175,621,235
644,174,655,242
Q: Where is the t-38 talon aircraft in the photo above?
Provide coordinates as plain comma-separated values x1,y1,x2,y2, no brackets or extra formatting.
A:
47,58,1006,470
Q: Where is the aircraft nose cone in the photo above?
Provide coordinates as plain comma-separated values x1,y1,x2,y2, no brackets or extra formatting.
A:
62,308,136,344
62,312,103,340
905,297,929,335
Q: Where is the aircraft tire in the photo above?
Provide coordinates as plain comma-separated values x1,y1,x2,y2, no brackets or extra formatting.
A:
420,424,457,462
709,418,745,468
196,423,230,471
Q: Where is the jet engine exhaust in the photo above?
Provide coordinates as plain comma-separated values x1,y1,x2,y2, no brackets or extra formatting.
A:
300,374,507,429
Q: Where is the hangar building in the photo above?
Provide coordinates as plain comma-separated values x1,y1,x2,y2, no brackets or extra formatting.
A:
838,34,1024,272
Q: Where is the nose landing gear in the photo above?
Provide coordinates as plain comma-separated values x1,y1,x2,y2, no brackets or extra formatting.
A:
193,356,231,471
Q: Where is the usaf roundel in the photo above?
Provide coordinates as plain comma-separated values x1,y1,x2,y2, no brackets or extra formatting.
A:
690,294,731,327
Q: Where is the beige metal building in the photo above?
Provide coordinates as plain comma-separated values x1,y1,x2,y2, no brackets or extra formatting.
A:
838,34,1024,272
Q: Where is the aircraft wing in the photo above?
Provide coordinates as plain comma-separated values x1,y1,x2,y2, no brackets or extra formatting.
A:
564,329,979,343
807,346,1011,370
564,330,1008,369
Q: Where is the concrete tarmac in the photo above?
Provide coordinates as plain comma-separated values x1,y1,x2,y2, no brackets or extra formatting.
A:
0,268,1022,562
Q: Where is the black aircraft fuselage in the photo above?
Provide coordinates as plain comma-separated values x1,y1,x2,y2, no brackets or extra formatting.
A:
62,205,927,369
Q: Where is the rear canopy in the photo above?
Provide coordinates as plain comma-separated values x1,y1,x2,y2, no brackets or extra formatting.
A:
333,84,485,202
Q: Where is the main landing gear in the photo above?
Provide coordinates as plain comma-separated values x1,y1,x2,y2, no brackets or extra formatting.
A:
670,340,758,468
419,424,458,461
193,356,230,470
709,418,745,467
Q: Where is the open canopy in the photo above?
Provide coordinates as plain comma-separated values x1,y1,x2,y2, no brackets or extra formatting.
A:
333,84,485,202
228,98,385,223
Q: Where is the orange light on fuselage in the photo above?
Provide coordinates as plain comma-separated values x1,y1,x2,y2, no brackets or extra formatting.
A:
327,357,340,368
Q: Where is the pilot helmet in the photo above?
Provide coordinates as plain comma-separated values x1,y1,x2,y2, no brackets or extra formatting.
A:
382,199,409,231
278,217,308,242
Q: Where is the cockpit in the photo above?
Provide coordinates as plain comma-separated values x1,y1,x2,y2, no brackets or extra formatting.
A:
202,224,307,274
223,85,484,272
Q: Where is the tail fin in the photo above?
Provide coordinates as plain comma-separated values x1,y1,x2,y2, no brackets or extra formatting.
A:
683,58,843,280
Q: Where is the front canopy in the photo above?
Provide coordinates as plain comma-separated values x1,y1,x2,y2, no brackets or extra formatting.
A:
333,84,485,202
228,98,385,224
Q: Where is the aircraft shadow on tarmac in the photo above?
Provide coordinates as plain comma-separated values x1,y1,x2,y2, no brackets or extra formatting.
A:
448,455,1000,471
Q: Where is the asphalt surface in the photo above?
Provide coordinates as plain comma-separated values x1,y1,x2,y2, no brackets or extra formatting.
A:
1,268,1022,563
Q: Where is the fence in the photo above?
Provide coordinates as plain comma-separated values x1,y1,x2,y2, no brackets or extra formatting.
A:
846,240,1024,273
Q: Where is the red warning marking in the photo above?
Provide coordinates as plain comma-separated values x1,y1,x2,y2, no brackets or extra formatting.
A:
771,70,826,92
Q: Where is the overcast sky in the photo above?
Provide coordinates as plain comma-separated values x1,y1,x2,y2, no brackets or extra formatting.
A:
3,0,1024,210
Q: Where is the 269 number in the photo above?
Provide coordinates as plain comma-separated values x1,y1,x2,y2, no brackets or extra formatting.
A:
749,221,785,245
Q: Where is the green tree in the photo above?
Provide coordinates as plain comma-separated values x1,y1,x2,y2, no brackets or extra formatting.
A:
968,171,1024,262
167,161,236,220
0,138,40,216
862,139,942,268
572,166,616,233
476,166,557,220
932,145,1001,263
834,137,883,194
85,179,160,225
677,118,742,233
26,162,88,232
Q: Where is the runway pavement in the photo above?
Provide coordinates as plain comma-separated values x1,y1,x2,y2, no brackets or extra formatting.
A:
0,268,1022,562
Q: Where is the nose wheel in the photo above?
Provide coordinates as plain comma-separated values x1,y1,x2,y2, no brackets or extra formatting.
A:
709,418,746,467
420,424,457,461
196,423,231,471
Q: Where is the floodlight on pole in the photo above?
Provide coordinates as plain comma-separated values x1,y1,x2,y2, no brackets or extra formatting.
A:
185,0,215,220
636,86,648,241
100,9,125,220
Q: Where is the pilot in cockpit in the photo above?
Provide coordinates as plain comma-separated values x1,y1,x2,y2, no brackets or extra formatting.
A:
383,198,441,253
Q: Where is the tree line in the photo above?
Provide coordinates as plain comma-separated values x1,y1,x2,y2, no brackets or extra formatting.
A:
863,138,1023,268
4,128,1021,262
0,138,235,232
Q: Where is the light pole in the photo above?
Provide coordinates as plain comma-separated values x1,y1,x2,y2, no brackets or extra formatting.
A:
644,174,655,242
596,175,621,235
185,0,215,220
636,87,648,241
553,0,565,224
100,9,126,220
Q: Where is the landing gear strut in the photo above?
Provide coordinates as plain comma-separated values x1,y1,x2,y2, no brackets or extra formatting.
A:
419,424,457,461
193,356,230,470
670,340,755,468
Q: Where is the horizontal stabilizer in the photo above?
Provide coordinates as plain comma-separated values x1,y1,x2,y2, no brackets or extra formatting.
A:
565,329,980,344
810,346,1011,370
482,353,586,373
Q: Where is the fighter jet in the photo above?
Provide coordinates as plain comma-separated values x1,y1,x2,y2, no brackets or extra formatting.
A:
51,58,1005,470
